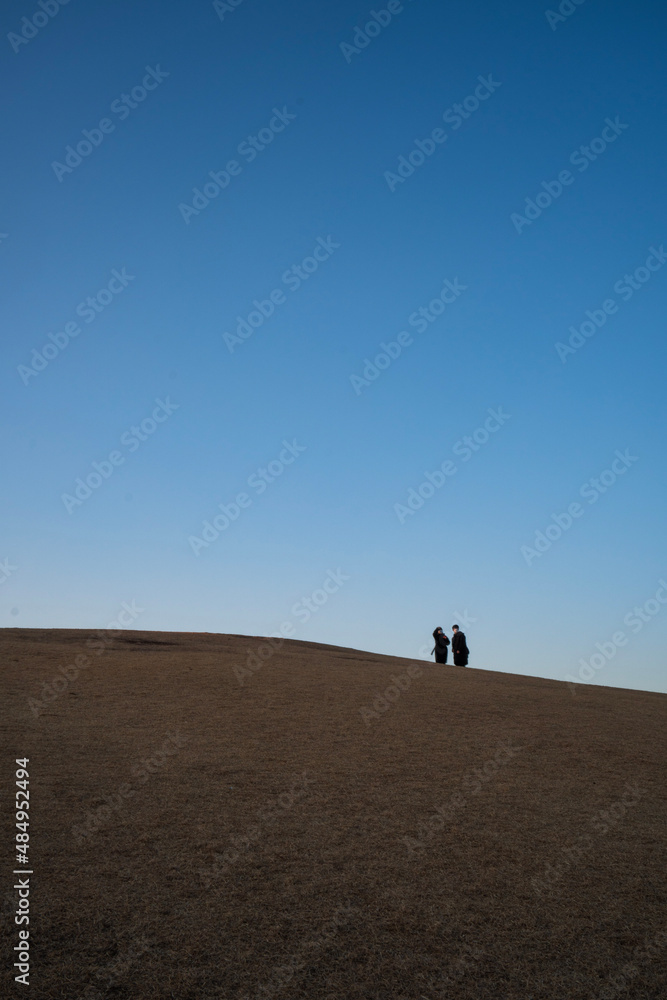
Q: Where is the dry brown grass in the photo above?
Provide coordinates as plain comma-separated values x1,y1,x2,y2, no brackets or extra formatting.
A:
2,627,666,1000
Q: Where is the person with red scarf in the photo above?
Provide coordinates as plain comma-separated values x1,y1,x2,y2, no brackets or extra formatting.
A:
431,627,450,664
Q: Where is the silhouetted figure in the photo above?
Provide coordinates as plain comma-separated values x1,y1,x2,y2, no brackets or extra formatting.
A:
432,627,450,664
451,625,469,666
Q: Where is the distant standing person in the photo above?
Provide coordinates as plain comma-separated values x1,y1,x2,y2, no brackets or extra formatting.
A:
451,625,469,666
432,627,450,664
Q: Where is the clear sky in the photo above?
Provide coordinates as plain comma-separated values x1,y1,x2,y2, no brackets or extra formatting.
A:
3,0,666,694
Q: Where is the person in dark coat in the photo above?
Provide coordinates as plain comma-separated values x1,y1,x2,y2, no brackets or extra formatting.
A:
451,625,469,666
432,627,450,664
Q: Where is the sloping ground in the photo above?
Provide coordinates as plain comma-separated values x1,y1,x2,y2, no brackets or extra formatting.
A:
1,628,666,1000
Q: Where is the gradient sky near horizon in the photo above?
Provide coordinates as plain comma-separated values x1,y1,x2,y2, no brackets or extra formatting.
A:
3,0,667,694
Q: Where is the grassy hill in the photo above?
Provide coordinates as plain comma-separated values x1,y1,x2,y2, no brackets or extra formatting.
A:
2,628,666,999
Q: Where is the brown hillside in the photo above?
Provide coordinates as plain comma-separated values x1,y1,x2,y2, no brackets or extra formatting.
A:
1,628,666,999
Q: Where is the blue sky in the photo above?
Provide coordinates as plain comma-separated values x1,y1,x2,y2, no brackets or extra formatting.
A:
3,0,666,693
